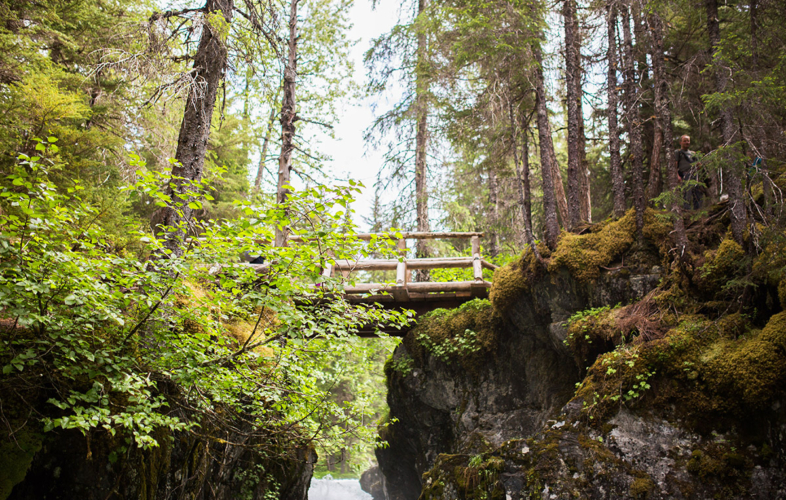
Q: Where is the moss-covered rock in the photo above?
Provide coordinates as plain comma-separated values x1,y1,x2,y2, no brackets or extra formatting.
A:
760,311,786,351
383,210,786,500
779,278,786,310
548,211,637,283
697,237,746,295
405,299,499,374
488,248,542,312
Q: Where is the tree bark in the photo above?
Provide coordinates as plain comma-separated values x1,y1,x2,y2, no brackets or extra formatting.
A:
254,85,282,193
648,11,687,253
510,102,541,262
622,4,645,236
578,97,592,223
750,0,759,68
706,0,747,246
533,44,560,250
488,165,500,258
647,124,663,200
563,0,584,229
414,0,431,280
154,0,234,257
552,153,569,227
275,0,299,247
607,1,625,218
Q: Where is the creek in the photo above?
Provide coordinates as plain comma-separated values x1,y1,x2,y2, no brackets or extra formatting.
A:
308,477,372,500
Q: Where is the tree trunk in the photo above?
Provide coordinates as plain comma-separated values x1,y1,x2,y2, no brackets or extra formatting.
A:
414,0,431,280
648,11,687,253
154,0,234,257
488,165,500,258
511,103,542,262
647,124,663,200
578,98,592,223
275,0,299,247
551,149,569,227
533,44,560,250
622,4,645,236
750,0,759,68
706,0,746,246
254,85,282,193
532,46,568,226
607,2,625,218
563,0,584,229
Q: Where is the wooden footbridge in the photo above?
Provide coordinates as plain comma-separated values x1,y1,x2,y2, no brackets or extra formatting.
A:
247,232,497,336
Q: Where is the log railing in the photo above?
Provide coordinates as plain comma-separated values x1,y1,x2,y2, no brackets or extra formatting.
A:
204,232,497,304
321,232,496,303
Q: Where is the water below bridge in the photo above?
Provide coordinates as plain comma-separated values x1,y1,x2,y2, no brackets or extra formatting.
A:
308,477,371,500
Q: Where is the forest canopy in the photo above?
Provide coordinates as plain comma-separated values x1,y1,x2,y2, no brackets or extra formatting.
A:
0,0,786,490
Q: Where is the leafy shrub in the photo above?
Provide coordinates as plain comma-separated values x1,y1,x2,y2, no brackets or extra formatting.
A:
0,144,409,462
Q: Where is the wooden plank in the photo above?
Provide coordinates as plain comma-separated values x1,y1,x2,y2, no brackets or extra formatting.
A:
393,260,410,302
470,279,488,298
346,290,479,301
333,257,475,271
473,256,483,282
343,280,491,294
397,238,407,256
480,259,498,270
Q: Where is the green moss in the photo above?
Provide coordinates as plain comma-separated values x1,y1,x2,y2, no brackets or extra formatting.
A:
548,210,636,283
761,311,786,351
698,238,746,294
629,476,654,498
569,308,786,426
751,239,786,289
703,335,786,410
686,450,727,478
565,305,626,365
641,209,673,251
489,247,543,311
452,454,505,500
779,278,786,310
0,426,42,500
405,299,499,374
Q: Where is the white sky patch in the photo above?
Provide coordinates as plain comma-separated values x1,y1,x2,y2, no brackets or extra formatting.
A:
316,0,401,230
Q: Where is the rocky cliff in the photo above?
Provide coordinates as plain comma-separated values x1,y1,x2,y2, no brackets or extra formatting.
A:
377,209,786,499
2,397,315,500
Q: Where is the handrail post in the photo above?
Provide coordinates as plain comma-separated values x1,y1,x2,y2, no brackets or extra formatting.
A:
396,238,407,257
471,235,483,282
394,257,409,302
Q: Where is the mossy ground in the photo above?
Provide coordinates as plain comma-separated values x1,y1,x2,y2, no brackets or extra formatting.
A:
570,310,786,430
489,208,669,314
403,299,500,375
420,452,506,500
403,207,786,499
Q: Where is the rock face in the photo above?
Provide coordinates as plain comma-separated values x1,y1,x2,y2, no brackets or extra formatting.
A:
377,207,786,499
377,264,660,500
420,400,786,499
6,425,316,500
360,465,389,500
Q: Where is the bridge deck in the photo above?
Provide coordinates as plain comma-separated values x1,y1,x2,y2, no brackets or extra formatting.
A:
236,232,497,337
326,233,495,336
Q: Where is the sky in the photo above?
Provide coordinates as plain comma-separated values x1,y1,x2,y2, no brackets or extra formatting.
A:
316,0,403,230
